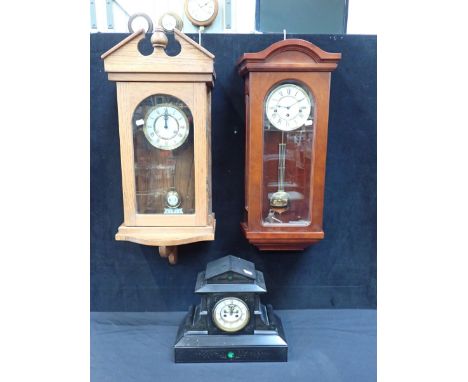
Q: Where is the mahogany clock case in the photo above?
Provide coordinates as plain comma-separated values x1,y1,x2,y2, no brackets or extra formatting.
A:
91,33,376,312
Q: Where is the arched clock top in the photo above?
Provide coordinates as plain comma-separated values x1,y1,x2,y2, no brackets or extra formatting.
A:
238,39,341,251
238,39,341,75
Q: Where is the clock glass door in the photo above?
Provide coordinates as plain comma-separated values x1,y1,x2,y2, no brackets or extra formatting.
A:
132,94,195,215
262,81,315,226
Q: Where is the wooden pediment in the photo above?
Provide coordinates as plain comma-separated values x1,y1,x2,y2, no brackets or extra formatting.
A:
101,28,214,75
238,39,341,75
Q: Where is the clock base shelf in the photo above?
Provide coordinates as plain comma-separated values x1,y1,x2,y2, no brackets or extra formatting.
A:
241,223,324,251
115,219,216,246
174,304,288,363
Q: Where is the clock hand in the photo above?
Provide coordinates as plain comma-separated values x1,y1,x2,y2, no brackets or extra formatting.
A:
164,108,169,129
276,98,305,110
289,97,305,107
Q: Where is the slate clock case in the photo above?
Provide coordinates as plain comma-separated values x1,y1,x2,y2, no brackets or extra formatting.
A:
174,255,288,362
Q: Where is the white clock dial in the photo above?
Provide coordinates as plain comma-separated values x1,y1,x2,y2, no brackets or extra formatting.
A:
165,190,181,208
161,14,177,31
159,12,184,32
186,0,217,23
265,83,312,131
143,104,189,150
212,297,250,333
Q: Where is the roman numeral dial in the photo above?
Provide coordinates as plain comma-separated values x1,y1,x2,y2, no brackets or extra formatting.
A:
143,104,189,150
265,83,312,131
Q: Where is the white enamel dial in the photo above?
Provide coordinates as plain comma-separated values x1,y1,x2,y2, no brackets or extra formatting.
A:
186,0,217,23
265,83,312,131
165,190,181,208
161,14,177,31
212,297,250,333
143,104,189,150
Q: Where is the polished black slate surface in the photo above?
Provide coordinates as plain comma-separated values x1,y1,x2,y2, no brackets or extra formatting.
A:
91,309,376,382
91,33,376,311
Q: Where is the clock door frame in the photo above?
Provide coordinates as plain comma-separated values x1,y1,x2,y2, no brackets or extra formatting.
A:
245,71,331,235
116,81,210,227
238,38,341,250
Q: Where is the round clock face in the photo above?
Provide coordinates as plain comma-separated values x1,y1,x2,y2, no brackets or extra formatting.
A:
265,83,312,131
143,104,189,150
186,0,218,24
159,12,183,32
212,297,250,333
165,190,181,208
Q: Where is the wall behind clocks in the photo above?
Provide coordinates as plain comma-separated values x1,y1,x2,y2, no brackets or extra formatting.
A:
90,33,376,311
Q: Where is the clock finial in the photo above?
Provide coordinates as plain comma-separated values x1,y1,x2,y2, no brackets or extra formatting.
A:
151,27,168,51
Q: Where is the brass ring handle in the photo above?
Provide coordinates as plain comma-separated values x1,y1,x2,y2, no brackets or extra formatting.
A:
128,13,153,34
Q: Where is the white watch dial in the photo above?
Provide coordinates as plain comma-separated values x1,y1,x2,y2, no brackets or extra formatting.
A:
265,83,312,131
212,297,250,333
161,14,177,31
143,105,189,150
165,190,181,208
187,0,216,22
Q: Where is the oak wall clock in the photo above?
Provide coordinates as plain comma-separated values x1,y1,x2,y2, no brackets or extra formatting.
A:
101,28,216,264
238,39,341,251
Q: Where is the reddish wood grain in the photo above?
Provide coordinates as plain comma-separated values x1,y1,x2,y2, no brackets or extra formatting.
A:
238,39,341,251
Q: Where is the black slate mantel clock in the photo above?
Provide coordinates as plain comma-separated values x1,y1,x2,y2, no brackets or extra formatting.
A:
174,255,288,362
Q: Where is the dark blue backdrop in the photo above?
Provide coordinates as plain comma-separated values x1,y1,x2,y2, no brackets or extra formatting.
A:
91,33,376,312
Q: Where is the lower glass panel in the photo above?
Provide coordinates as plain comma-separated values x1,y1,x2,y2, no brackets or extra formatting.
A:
262,81,314,226
132,94,195,215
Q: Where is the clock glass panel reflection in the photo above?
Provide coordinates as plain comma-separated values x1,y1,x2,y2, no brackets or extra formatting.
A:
262,81,315,226
132,94,195,215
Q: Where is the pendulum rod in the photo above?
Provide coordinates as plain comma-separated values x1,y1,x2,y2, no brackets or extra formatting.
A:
269,132,289,209
277,132,286,192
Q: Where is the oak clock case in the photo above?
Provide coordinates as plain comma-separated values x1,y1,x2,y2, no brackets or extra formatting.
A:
174,255,288,363
238,39,342,251
101,28,216,265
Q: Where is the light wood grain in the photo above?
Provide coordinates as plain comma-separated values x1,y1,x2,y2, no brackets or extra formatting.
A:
193,82,209,225
116,82,137,225
102,29,214,74
115,81,212,227
116,217,215,246
108,72,214,85
159,246,178,265
102,28,216,260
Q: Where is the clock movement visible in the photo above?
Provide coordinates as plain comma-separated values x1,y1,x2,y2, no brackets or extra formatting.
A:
238,39,342,251
101,27,216,264
174,255,287,362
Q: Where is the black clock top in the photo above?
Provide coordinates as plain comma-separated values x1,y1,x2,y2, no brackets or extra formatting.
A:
194,255,266,294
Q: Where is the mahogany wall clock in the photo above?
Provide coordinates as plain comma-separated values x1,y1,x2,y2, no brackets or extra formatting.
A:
238,39,341,251
101,28,216,264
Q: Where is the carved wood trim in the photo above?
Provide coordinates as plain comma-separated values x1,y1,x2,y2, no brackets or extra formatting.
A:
238,39,342,76
101,28,214,74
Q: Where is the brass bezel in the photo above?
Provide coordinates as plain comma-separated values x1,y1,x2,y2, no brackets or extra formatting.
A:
184,0,219,27
212,297,250,333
